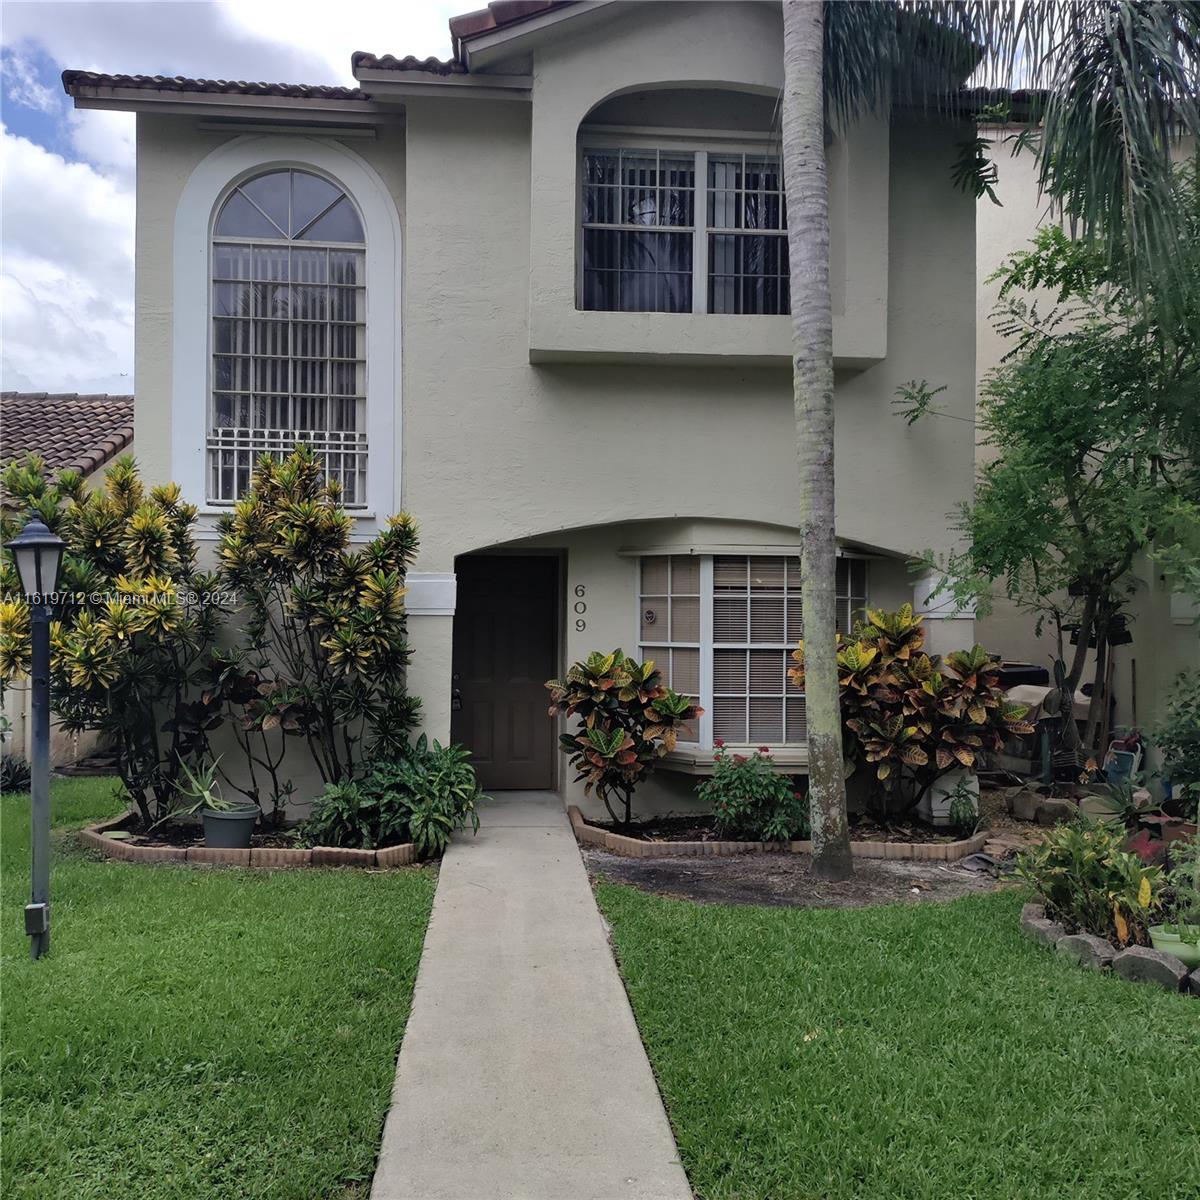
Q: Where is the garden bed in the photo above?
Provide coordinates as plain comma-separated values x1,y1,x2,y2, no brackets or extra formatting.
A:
1019,902,1200,996
80,811,416,867
568,806,991,863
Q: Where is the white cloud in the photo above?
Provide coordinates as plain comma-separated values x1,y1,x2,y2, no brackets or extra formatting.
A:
0,46,59,112
0,0,464,394
0,127,134,393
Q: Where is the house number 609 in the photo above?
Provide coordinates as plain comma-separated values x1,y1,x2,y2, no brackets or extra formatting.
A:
574,584,586,632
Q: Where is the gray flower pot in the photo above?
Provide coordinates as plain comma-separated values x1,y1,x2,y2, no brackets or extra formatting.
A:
202,806,259,848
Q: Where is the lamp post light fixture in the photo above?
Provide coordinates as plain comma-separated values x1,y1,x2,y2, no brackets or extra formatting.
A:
6,516,65,960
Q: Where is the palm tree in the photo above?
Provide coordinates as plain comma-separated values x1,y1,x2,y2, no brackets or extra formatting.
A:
782,0,1200,880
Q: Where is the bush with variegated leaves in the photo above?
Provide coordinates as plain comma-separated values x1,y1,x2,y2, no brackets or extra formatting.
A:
1,454,223,825
790,605,1033,821
216,445,421,788
545,648,702,827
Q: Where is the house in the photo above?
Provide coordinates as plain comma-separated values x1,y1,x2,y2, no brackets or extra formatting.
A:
1,390,135,766
60,0,979,815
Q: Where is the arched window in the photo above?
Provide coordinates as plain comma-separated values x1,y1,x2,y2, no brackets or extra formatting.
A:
210,168,367,504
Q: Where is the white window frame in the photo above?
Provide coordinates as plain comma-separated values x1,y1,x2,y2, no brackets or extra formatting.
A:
171,136,400,535
577,134,787,317
637,553,869,750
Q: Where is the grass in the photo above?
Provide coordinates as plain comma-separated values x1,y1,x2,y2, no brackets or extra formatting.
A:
1,778,436,1200
596,882,1200,1200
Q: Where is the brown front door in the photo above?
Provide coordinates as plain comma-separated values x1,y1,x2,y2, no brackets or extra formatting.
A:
451,555,558,790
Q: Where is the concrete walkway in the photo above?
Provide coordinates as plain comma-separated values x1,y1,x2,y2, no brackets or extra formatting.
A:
371,792,691,1200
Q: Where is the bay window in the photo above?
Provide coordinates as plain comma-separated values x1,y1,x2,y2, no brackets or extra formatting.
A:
639,555,868,748
581,146,788,315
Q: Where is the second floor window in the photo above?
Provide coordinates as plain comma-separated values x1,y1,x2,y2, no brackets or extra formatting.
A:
210,168,367,506
581,147,788,316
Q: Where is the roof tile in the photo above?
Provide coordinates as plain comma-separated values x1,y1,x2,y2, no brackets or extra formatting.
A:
1,392,135,478
61,69,367,102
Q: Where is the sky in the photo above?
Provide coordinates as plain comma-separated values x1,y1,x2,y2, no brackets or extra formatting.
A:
0,0,461,395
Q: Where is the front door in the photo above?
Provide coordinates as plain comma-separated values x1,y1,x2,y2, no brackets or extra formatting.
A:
451,555,558,790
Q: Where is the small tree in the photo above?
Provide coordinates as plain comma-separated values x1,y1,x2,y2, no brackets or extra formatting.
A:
790,606,1032,821
930,209,1200,764
216,446,421,786
545,649,702,828
0,455,224,826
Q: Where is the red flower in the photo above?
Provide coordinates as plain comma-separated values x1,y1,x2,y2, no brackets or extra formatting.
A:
714,739,725,749
757,745,771,754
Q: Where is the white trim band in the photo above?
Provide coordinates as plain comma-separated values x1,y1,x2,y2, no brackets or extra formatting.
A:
405,573,457,616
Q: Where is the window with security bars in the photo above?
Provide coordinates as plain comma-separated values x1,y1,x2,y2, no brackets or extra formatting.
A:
638,555,702,741
580,146,788,315
210,168,367,505
638,554,868,748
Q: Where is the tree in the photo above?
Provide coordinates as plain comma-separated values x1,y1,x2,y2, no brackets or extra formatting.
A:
780,0,1200,878
933,208,1200,764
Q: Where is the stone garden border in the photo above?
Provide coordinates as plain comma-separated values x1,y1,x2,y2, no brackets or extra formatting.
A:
568,805,992,862
78,812,416,868
1019,902,1200,997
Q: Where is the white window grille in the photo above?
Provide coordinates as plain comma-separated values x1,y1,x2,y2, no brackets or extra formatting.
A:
638,554,868,748
580,147,788,315
209,168,367,505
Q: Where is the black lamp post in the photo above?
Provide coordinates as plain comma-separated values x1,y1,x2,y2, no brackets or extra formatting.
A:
6,516,65,960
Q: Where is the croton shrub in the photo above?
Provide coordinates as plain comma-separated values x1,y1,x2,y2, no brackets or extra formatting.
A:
216,445,422,791
0,447,425,828
546,649,702,827
0,454,224,826
789,605,1033,820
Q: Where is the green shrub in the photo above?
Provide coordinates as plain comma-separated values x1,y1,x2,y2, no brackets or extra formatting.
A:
789,606,1033,822
699,745,809,843
299,736,482,858
546,649,702,827
1,752,31,794
1154,671,1200,818
1163,830,1200,940
1015,821,1163,945
217,446,421,788
0,455,224,827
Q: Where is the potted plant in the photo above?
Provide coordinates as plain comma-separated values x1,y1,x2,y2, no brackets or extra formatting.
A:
175,757,260,849
1149,829,1200,968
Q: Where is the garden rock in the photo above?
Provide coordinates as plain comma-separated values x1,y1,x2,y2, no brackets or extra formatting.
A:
1036,798,1078,826
1010,789,1041,822
1020,902,1045,924
1188,968,1200,997
1111,946,1188,991
1020,908,1067,947
1056,933,1115,971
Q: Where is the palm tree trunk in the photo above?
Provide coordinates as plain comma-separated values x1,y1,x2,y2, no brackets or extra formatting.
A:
782,0,852,881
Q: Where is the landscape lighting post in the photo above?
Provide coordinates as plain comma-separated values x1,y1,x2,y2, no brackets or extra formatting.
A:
6,516,65,960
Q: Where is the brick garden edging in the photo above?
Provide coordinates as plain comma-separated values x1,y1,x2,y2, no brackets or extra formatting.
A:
78,812,416,868
567,805,992,862
1019,902,1200,997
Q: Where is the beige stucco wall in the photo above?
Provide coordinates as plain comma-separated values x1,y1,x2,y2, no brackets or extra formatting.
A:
127,2,977,806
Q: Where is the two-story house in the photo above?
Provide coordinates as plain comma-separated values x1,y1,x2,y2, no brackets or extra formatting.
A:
62,0,978,815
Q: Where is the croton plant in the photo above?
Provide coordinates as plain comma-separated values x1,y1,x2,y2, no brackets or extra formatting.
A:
790,605,1033,819
546,649,702,827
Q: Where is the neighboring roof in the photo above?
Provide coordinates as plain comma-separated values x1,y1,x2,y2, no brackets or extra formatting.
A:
350,53,466,76
0,392,135,477
61,69,367,102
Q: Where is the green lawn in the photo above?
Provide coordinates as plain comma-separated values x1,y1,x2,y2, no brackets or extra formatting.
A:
597,882,1200,1200
1,778,436,1200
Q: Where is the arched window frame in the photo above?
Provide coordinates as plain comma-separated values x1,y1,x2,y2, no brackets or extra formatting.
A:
171,136,400,536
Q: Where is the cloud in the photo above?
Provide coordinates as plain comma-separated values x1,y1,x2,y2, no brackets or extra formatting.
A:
0,46,59,112
0,126,134,393
0,0,464,394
